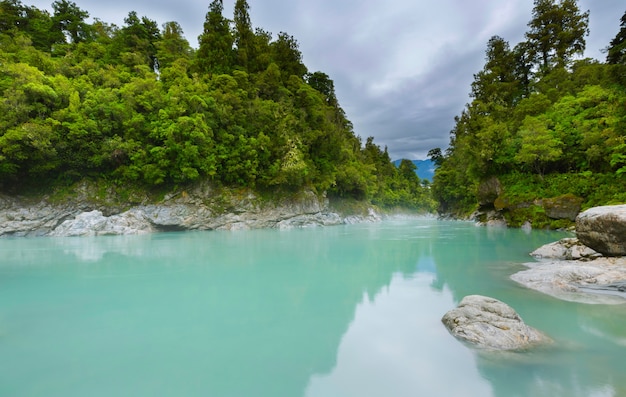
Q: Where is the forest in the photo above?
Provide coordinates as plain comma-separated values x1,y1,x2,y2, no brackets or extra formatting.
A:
0,0,435,211
430,0,626,226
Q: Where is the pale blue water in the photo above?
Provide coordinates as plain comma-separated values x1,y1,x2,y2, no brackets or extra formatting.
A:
1,218,625,397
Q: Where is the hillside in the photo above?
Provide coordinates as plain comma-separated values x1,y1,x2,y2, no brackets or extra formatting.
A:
430,2,626,227
0,0,435,212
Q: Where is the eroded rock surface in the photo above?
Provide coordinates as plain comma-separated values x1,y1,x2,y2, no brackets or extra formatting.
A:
0,186,381,237
441,295,551,350
512,256,626,304
530,237,601,261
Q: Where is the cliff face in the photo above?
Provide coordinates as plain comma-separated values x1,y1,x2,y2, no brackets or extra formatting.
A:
0,182,381,237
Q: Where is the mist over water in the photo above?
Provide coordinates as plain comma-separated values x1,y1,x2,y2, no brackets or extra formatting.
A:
1,219,625,397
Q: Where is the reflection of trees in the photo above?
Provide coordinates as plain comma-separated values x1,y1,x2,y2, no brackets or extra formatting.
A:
5,221,623,396
429,224,565,302
429,224,626,397
0,222,431,396
476,309,626,397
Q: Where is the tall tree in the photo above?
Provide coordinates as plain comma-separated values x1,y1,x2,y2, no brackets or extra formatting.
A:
471,36,520,110
0,0,25,32
113,11,161,70
155,21,191,70
270,32,307,79
515,115,563,176
196,0,233,75
525,0,589,73
306,71,337,107
606,10,626,64
233,0,255,71
51,0,91,44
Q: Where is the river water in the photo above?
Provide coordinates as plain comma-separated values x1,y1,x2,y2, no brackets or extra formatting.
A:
1,218,625,397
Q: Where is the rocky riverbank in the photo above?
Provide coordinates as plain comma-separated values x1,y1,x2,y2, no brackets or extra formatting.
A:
511,204,626,304
0,182,382,237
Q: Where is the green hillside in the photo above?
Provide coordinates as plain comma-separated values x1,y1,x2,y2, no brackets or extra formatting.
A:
0,0,435,212
430,1,626,227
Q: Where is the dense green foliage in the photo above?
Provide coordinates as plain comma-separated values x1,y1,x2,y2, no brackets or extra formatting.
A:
431,1,626,220
0,0,434,211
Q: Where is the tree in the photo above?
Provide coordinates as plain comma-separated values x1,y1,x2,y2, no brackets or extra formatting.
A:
51,0,91,44
0,0,25,33
112,11,161,70
306,71,337,106
471,36,520,112
270,32,307,80
606,10,626,64
233,0,255,71
196,0,233,75
515,115,563,176
525,0,589,73
155,21,191,70
428,148,444,167
26,7,56,50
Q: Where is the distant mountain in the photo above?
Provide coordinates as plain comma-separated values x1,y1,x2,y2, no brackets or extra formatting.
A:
392,159,436,181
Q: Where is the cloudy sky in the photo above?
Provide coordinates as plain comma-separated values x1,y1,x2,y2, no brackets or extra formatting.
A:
28,0,624,160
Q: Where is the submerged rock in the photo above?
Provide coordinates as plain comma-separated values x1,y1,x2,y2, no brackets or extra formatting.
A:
511,257,626,305
441,295,551,350
576,205,626,256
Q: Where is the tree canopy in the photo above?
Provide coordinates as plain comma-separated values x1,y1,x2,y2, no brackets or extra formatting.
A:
431,0,626,221
0,0,434,212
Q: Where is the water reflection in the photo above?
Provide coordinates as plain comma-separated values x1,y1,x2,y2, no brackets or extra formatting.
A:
0,221,434,397
305,273,493,397
1,220,625,396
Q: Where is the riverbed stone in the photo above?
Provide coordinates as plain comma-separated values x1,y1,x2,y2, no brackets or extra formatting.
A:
576,205,626,256
441,295,551,350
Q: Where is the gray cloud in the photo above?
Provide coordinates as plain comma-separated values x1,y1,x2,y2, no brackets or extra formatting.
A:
27,0,624,159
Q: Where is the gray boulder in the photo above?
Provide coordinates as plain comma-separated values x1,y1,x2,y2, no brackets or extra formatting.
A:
576,205,626,256
441,295,551,350
530,237,601,261
542,194,583,221
477,177,502,207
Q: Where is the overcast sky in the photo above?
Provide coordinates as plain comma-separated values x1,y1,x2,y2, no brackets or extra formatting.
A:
27,0,625,160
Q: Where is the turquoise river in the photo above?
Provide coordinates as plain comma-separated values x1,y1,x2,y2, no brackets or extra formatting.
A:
1,218,625,397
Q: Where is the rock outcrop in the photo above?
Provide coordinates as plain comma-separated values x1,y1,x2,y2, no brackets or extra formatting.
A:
576,204,626,256
508,205,626,304
541,194,583,221
512,234,626,304
530,237,601,261
49,210,155,237
477,177,502,207
441,295,551,350
511,256,626,304
0,184,382,237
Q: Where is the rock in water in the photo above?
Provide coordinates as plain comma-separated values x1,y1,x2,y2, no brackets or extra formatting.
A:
530,237,601,261
511,257,626,305
576,205,626,256
441,295,551,350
